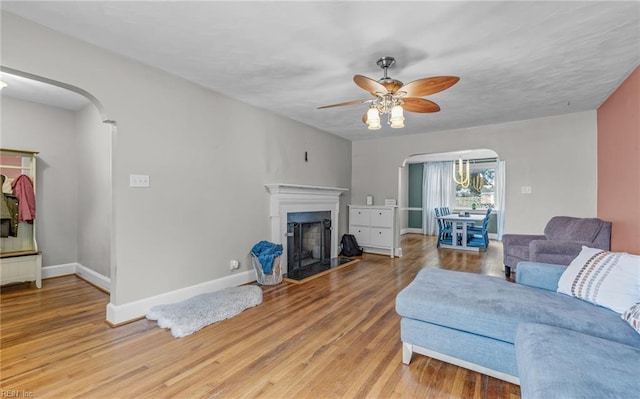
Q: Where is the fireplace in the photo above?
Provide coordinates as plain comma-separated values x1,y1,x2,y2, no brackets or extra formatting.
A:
287,211,331,274
265,184,349,278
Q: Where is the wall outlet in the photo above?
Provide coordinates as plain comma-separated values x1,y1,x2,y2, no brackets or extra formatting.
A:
521,186,532,194
229,259,240,270
129,174,150,187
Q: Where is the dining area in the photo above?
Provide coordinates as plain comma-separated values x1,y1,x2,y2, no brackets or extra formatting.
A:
435,207,492,251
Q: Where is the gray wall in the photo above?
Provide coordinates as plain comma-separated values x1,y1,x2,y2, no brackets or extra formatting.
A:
352,111,597,235
2,12,352,305
1,96,79,266
76,104,112,277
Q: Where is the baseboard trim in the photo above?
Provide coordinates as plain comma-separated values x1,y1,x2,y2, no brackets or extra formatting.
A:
42,263,78,279
362,247,403,257
401,228,423,235
75,264,111,293
105,270,256,326
42,263,111,293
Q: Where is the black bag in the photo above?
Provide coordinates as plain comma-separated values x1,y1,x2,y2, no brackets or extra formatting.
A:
340,234,363,257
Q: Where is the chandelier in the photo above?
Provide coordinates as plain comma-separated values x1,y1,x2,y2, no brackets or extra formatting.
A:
453,158,470,188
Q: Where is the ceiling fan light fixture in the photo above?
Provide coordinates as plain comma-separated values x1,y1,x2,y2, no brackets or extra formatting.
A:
366,107,381,130
317,56,459,131
390,104,405,128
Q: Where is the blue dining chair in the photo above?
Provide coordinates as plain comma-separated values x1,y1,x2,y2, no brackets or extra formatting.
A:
435,208,453,247
467,210,491,250
468,207,491,236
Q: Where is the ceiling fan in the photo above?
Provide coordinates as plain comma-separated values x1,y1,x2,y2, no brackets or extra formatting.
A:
318,56,459,130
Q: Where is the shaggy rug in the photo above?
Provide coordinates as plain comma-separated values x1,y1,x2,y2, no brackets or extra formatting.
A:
146,285,263,338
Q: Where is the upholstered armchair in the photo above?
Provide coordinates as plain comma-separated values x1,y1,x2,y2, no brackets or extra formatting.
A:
502,216,611,278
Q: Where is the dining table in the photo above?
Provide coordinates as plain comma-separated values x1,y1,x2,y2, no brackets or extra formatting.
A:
436,213,487,251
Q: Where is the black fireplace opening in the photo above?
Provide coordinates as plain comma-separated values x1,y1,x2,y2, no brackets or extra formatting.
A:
287,210,330,267
285,211,354,281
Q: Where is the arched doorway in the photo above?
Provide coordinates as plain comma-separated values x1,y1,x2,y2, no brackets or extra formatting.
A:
397,149,505,240
0,67,117,306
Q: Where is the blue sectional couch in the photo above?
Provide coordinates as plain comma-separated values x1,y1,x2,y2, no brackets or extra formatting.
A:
395,262,640,397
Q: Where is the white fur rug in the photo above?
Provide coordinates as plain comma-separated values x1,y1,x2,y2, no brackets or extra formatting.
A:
146,285,263,338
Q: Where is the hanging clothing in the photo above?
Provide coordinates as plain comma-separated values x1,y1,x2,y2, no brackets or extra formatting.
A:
1,194,19,237
11,174,36,223
0,196,11,238
0,175,19,237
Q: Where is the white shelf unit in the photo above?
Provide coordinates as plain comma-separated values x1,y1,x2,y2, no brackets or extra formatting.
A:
1,148,42,288
348,205,396,258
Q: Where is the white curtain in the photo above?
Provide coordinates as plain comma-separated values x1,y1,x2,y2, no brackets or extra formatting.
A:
496,159,506,240
422,161,454,236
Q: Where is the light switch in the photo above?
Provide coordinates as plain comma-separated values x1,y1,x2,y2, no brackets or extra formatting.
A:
130,174,150,188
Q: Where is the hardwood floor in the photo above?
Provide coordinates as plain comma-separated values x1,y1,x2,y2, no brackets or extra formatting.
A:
1,234,520,399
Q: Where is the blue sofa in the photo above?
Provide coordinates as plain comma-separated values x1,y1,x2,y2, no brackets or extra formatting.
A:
395,263,640,397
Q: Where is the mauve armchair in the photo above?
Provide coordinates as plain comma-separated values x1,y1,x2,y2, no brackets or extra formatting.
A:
502,216,611,278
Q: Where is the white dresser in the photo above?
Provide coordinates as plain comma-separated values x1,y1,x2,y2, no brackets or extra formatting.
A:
348,205,396,258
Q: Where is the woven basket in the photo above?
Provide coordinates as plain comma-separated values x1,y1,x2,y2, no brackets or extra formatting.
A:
251,254,283,285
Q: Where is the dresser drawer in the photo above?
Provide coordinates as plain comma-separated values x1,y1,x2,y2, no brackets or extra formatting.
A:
349,208,370,226
370,208,393,227
370,227,392,247
349,226,370,246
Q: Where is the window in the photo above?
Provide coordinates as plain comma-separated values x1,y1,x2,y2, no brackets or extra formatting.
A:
454,161,496,209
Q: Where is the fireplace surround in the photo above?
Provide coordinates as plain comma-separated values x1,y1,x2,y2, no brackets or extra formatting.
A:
265,184,348,276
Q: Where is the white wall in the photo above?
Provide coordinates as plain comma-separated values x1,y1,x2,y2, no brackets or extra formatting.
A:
1,12,352,307
352,111,597,235
1,97,79,266
76,104,112,278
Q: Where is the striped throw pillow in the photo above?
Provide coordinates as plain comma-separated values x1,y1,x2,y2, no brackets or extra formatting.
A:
622,303,640,335
557,246,640,314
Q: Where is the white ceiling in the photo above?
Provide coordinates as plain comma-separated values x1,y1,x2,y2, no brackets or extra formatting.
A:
1,1,638,141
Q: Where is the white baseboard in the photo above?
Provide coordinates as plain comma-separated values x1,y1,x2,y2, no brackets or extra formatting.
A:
75,264,111,292
106,270,256,326
42,263,78,279
401,228,423,235
42,262,111,292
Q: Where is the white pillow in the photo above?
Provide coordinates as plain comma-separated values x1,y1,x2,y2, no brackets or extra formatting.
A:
557,246,640,314
622,303,640,335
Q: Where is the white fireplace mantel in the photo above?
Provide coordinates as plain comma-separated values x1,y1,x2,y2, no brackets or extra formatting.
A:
265,184,349,274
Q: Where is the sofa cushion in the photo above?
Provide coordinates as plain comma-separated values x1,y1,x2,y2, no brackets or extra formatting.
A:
515,261,566,291
395,267,640,348
557,246,640,313
544,216,603,242
516,323,640,399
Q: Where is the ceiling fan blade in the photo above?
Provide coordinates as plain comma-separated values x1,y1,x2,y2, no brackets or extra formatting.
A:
398,76,460,97
402,97,441,113
317,99,370,109
353,74,388,95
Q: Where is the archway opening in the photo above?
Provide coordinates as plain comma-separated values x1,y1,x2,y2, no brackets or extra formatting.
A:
398,149,504,241
0,67,117,308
